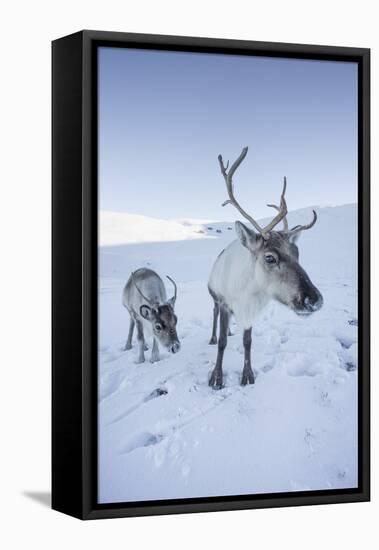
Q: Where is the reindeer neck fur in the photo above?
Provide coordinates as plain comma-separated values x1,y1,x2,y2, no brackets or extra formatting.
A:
123,269,167,323
209,238,271,329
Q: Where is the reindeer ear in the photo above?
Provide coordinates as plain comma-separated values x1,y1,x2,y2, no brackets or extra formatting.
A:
235,221,259,251
288,232,301,245
140,305,152,319
167,296,176,309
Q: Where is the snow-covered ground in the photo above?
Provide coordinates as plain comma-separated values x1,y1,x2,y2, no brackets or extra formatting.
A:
98,204,358,503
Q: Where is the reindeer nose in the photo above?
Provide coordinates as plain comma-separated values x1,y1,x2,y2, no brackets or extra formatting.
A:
171,342,180,354
303,287,323,312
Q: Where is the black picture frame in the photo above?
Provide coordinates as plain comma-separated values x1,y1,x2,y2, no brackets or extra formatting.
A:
52,30,370,520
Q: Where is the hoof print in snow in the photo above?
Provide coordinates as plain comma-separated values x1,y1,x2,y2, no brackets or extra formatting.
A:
145,388,168,402
120,432,164,454
348,319,358,327
345,361,356,372
337,338,353,350
262,363,274,373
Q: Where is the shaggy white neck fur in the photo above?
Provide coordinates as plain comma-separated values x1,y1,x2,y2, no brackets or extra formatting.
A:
208,239,271,329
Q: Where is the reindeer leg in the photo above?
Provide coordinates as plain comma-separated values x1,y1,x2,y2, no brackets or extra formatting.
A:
209,300,220,345
209,306,229,389
150,338,160,363
241,327,255,385
135,320,146,364
124,316,135,350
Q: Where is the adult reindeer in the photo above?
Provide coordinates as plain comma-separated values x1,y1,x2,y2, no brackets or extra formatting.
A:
208,147,323,389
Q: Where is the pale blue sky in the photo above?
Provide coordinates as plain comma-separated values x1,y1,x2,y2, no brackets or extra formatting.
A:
98,47,358,221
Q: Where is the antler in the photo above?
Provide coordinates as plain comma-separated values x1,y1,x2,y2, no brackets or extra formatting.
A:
267,177,289,231
166,275,177,304
131,271,154,306
219,147,288,239
285,210,318,237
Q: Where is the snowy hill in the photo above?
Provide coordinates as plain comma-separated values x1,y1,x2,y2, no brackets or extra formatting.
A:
98,203,358,503
99,211,206,246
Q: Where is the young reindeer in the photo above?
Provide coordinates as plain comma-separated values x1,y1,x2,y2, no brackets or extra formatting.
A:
208,147,323,389
123,268,180,363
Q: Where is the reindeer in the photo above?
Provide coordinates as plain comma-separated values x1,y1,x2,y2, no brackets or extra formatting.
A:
123,268,180,363
208,147,323,389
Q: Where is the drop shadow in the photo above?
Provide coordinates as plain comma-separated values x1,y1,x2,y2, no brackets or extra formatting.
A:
22,491,51,508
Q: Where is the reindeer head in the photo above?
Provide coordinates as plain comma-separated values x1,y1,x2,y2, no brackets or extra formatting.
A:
219,146,323,317
235,221,323,315
132,273,181,353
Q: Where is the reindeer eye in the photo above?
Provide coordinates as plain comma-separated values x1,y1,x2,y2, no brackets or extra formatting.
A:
265,254,277,264
155,323,162,331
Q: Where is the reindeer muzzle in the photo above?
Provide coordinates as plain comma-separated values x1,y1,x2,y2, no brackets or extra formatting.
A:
170,341,181,354
295,287,323,315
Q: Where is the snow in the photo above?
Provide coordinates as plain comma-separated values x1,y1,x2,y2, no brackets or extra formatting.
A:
99,211,206,246
98,203,358,503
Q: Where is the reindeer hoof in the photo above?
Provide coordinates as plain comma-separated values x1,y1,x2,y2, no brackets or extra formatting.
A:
143,343,149,351
124,343,132,351
241,370,255,386
209,370,223,389
209,336,217,345
135,357,145,364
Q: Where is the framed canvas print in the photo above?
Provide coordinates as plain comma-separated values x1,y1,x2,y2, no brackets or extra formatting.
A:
52,30,370,519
